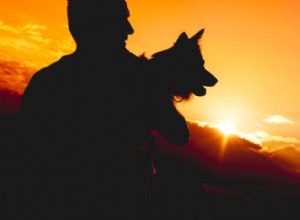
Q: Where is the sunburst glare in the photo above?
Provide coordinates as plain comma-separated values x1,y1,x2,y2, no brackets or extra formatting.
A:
216,122,236,135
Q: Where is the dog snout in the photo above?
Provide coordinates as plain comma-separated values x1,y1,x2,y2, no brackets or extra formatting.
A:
203,70,218,87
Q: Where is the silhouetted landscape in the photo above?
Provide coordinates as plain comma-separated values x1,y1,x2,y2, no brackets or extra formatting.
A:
151,121,300,219
2,115,300,219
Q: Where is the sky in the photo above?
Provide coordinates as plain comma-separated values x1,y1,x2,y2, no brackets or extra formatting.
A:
1,0,300,151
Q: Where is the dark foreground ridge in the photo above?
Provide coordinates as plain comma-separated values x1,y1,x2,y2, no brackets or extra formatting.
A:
2,115,300,219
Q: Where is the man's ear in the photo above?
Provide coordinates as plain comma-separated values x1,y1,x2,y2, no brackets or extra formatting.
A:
175,32,189,46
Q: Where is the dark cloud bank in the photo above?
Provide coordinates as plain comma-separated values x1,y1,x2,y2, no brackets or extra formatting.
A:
0,89,21,113
1,118,300,219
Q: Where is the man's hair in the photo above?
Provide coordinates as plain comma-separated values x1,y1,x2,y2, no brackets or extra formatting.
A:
67,0,129,44
67,0,128,21
67,0,127,9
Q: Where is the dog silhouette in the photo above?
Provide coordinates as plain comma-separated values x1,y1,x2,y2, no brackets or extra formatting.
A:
144,28,218,147
139,29,218,206
151,28,218,100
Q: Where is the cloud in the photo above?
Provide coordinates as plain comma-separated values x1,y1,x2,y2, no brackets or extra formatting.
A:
189,119,300,150
236,130,300,149
0,20,20,34
256,123,262,127
0,19,74,58
0,59,37,94
0,20,50,47
264,115,294,124
2,20,48,42
0,19,75,99
0,88,21,113
235,130,269,145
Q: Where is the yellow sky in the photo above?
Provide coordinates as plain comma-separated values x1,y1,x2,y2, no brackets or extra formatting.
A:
1,0,300,148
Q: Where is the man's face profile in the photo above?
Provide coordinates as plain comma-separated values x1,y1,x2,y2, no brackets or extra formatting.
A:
67,0,134,49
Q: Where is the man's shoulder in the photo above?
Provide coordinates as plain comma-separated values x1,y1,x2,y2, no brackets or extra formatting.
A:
22,54,77,98
21,54,77,106
31,54,75,82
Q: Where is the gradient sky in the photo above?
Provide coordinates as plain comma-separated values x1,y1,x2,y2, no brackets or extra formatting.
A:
1,0,300,150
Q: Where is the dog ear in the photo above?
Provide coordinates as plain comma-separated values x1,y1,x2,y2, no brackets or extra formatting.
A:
190,29,205,42
175,32,189,46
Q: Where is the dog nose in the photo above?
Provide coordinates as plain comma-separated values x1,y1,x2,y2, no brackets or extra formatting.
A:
203,70,218,87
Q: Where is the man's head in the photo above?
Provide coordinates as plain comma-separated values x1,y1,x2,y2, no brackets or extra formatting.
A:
67,0,134,50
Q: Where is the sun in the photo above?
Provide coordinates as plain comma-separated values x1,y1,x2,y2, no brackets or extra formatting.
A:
216,122,236,135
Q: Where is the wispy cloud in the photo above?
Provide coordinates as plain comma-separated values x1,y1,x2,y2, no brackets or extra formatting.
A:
0,19,74,58
0,59,37,94
0,20,20,34
264,115,294,125
237,130,300,148
189,119,300,150
0,19,75,95
0,88,21,113
0,20,50,48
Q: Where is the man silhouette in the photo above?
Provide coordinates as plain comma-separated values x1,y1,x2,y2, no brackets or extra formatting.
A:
20,0,189,219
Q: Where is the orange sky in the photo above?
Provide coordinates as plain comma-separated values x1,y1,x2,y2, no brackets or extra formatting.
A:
1,0,300,150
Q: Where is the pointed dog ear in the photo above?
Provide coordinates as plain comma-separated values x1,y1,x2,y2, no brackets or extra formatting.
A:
190,29,205,42
175,32,189,46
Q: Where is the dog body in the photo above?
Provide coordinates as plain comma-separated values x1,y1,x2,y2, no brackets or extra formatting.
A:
144,28,218,147
139,29,218,192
